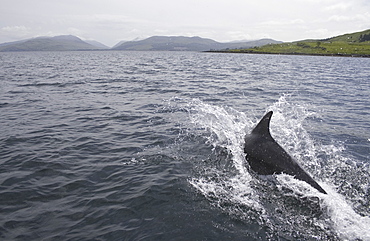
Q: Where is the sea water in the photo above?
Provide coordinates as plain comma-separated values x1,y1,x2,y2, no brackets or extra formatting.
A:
0,51,369,240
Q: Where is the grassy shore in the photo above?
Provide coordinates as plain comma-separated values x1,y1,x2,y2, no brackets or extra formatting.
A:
209,29,370,57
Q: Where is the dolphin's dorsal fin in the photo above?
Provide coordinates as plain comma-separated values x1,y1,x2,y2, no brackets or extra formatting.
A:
251,111,273,138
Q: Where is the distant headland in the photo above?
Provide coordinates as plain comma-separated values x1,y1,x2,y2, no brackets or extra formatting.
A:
208,29,370,58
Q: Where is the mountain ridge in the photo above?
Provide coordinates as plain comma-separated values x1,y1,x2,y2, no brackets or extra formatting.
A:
0,35,107,52
0,35,281,52
112,36,281,51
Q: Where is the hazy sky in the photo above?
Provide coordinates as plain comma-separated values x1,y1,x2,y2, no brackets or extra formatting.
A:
1,0,369,47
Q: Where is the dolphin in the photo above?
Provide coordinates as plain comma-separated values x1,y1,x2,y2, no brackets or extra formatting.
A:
244,111,327,194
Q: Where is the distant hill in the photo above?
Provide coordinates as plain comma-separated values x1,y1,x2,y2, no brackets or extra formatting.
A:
112,37,147,48
112,40,128,49
220,29,370,57
112,36,282,51
0,35,106,52
84,40,109,49
320,29,370,43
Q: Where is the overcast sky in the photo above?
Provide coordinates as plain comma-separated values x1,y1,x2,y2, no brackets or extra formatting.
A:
1,0,369,47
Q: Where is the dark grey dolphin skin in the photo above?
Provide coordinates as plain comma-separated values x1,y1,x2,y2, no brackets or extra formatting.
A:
244,111,327,194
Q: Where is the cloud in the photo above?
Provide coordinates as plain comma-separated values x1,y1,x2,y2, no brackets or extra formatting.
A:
328,12,370,22
0,0,369,45
324,2,352,11
259,19,305,26
86,14,141,25
1,25,29,33
305,28,330,37
66,27,84,36
0,25,32,40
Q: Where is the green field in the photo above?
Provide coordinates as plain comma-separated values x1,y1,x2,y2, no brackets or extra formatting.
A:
217,29,370,57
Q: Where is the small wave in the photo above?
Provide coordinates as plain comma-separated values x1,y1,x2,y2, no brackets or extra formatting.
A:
0,102,10,107
18,82,63,87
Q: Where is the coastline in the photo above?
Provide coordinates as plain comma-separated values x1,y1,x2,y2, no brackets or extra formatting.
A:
205,50,370,58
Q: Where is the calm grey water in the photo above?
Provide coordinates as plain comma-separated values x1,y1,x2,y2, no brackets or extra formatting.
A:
0,51,369,240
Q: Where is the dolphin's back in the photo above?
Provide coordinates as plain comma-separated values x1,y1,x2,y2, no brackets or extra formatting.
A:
244,111,327,194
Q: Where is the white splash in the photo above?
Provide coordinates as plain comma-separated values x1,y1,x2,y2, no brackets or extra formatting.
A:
321,183,370,241
185,99,264,214
187,99,250,174
276,174,370,240
179,96,369,240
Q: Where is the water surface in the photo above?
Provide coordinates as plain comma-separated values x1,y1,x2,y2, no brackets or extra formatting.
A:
0,51,369,240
